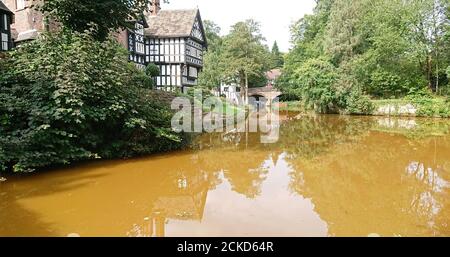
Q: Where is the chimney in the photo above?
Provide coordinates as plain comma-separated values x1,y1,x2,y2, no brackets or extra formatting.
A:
149,0,161,16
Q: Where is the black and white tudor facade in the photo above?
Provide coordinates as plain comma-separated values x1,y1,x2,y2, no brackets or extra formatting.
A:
127,17,148,70
138,9,207,92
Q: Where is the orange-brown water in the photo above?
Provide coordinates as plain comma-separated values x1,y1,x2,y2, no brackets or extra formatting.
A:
1,115,450,237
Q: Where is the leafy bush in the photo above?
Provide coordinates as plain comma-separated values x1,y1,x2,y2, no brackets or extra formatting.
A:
294,58,340,113
146,63,160,77
415,99,450,118
405,87,434,105
340,89,374,115
294,58,373,114
369,70,405,98
405,88,450,117
0,31,186,172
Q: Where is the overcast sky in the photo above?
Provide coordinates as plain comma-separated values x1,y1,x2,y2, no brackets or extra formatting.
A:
163,0,316,52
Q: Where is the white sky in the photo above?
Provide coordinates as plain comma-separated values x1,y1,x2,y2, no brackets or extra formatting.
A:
163,0,316,52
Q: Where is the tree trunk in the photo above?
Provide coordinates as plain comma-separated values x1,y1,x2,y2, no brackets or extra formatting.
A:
245,72,249,105
239,72,246,105
427,55,433,91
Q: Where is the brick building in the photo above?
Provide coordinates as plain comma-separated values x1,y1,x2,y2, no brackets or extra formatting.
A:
1,0,59,44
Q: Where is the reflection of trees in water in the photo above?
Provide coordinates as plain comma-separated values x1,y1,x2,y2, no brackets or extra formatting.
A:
277,115,374,159
287,128,450,236
5,114,449,236
197,150,271,198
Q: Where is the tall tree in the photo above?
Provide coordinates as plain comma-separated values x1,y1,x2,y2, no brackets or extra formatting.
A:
222,20,271,104
324,0,368,65
198,21,225,91
282,0,450,99
203,20,222,51
271,41,284,68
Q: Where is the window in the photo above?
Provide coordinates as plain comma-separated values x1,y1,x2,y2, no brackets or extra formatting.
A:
189,67,198,78
2,33,8,50
16,0,25,10
3,14,8,30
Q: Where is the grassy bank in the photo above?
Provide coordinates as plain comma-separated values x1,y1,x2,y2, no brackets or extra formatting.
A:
277,101,306,112
201,97,245,116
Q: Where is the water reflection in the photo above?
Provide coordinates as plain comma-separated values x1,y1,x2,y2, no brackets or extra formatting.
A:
0,114,449,236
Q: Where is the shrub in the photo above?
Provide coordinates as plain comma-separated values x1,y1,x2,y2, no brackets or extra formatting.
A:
294,58,373,114
405,88,450,117
405,87,434,105
0,31,186,172
369,70,405,98
341,89,374,115
295,58,340,113
146,63,160,77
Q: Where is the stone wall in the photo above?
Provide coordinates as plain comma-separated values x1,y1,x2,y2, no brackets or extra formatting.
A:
373,103,417,116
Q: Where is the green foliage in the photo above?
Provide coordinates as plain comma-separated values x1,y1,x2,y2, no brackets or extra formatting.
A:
369,70,404,98
38,0,158,40
199,20,271,94
270,41,284,68
0,31,186,172
203,20,222,52
405,88,450,117
290,58,374,114
198,20,225,90
222,20,271,100
294,59,339,113
145,63,160,77
282,0,450,107
340,88,375,115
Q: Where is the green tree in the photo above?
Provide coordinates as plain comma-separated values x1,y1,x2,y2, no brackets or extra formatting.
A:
294,58,339,113
203,20,222,51
0,31,185,172
270,41,284,68
282,0,450,103
38,0,168,40
324,0,368,65
222,20,271,104
198,21,225,91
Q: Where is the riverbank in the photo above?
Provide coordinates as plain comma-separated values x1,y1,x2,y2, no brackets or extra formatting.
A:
279,97,450,118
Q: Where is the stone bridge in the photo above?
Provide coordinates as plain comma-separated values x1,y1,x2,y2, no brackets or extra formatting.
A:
248,86,282,106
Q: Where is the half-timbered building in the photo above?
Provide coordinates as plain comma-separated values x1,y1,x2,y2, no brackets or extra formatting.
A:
0,1,13,51
123,17,149,69
144,8,207,92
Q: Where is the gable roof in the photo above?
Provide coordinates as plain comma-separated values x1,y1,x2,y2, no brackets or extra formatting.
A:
0,2,13,14
145,9,203,40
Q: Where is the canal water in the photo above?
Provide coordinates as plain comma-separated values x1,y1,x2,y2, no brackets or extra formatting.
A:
1,114,450,237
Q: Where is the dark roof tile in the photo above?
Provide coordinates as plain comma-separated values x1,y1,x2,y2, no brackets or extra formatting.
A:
145,9,198,38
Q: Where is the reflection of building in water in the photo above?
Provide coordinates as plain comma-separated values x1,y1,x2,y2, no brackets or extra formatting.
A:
144,171,209,237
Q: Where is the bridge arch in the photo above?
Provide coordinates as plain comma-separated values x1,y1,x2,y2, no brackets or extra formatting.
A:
248,87,282,107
